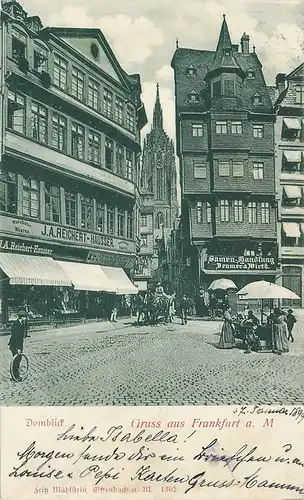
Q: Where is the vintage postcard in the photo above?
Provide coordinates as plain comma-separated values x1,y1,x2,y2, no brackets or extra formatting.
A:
0,0,303,497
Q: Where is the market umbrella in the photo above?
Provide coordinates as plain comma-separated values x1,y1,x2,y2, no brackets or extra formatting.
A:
237,281,300,300
208,279,237,291
237,280,300,324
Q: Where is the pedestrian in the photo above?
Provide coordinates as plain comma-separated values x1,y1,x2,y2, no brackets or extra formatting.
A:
209,292,217,318
110,296,118,322
8,311,27,381
286,309,297,342
218,306,235,349
180,295,189,325
168,292,176,323
272,308,289,355
243,304,250,319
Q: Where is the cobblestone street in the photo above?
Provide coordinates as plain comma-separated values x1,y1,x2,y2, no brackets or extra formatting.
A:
1,317,303,406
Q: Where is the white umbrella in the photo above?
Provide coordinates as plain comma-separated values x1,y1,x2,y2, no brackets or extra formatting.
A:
208,279,237,291
237,280,300,300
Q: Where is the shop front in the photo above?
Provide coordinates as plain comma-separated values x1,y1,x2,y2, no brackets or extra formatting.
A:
0,214,138,325
200,252,279,316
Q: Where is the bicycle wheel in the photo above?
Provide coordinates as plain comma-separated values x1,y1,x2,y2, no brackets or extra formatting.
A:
10,353,29,382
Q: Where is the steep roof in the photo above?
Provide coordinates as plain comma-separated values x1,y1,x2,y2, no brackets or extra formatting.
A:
208,16,243,76
171,47,273,113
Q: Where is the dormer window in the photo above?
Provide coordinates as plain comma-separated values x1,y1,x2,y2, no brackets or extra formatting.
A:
253,93,262,105
12,33,26,62
187,65,196,76
34,46,48,73
248,69,255,79
189,90,199,103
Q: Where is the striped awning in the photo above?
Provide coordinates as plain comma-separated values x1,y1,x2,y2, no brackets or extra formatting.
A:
0,253,72,286
283,118,301,130
282,222,301,238
283,150,302,163
56,261,115,292
283,185,302,198
101,266,138,295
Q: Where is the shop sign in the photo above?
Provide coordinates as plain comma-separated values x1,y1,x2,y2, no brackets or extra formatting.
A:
206,255,277,271
0,238,53,256
0,215,135,253
87,251,135,269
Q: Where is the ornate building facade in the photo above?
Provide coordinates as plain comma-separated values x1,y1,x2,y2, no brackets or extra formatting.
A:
269,64,304,307
133,84,178,291
0,0,147,323
171,16,278,296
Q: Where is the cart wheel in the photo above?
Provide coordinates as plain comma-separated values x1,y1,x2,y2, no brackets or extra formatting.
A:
10,353,29,382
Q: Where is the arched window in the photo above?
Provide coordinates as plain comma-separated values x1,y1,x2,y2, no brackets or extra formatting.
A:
155,212,165,229
247,69,255,79
156,166,163,200
157,151,162,161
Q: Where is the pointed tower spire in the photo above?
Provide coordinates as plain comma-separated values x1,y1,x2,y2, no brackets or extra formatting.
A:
206,15,244,79
215,14,232,53
153,83,163,130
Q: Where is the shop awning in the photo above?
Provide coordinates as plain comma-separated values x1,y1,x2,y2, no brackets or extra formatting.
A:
283,185,302,198
283,150,302,163
56,261,115,292
101,266,138,295
0,253,72,286
282,222,301,238
283,118,301,130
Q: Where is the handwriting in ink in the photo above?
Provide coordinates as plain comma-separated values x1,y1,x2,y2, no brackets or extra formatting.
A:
16,441,74,470
78,465,121,485
233,405,304,424
184,468,304,495
57,424,178,444
73,445,126,466
193,439,271,472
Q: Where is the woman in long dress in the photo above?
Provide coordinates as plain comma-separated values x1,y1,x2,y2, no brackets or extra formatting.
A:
218,307,235,349
272,308,289,354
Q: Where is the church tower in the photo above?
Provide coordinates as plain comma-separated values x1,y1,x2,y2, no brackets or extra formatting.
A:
141,84,178,231
134,84,178,290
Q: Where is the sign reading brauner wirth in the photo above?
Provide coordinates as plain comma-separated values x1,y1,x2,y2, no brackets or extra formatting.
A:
206,255,277,271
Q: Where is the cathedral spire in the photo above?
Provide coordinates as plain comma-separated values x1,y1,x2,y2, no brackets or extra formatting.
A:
153,83,163,130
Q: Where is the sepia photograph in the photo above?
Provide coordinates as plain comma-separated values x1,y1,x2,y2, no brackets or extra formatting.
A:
0,0,303,407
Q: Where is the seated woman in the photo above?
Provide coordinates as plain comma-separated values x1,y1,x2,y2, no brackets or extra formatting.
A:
218,307,235,349
243,310,260,354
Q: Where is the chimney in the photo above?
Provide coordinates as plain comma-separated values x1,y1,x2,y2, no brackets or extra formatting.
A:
276,73,286,94
241,33,250,54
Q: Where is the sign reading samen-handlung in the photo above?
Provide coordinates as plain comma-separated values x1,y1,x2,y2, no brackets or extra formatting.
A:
206,255,277,271
0,215,135,253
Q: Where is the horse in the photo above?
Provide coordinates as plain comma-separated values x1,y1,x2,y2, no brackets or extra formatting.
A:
148,292,174,325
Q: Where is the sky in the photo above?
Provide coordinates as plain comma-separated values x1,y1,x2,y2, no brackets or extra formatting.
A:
19,0,303,141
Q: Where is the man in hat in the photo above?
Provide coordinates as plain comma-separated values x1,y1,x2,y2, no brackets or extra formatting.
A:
8,311,27,380
286,309,297,342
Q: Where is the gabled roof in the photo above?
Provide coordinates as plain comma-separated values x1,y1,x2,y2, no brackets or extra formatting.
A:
46,27,133,90
286,62,304,80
